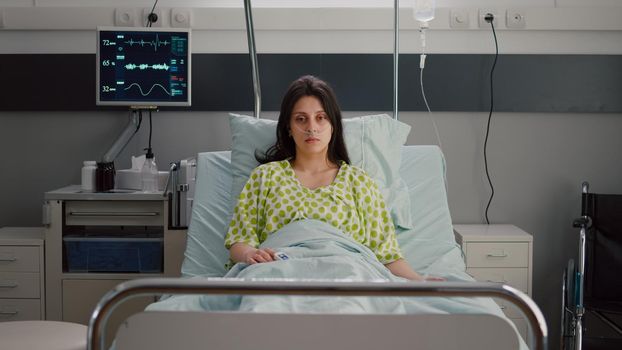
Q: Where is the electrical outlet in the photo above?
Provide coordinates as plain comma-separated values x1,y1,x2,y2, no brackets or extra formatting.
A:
171,8,192,28
143,8,163,27
450,9,470,29
506,9,526,29
478,8,499,28
115,8,136,27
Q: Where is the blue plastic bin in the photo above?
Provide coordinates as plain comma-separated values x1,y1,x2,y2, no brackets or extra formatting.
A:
63,236,163,273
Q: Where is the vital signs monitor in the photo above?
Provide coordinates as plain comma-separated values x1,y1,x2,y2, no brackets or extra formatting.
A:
96,27,191,107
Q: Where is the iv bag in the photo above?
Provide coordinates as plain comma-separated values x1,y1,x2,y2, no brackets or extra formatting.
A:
413,0,436,23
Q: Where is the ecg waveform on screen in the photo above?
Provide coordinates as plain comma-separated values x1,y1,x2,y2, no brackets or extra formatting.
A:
124,63,170,71
124,83,171,97
123,34,170,52
99,29,189,105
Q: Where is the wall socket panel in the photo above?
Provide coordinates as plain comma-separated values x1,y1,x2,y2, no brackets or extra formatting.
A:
478,8,499,28
115,8,136,27
450,9,470,29
143,8,163,27
506,9,526,29
171,8,192,28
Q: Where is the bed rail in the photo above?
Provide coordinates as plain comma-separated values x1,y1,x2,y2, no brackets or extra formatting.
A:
87,279,547,350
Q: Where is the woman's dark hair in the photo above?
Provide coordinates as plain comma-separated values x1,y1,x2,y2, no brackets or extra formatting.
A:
256,75,350,165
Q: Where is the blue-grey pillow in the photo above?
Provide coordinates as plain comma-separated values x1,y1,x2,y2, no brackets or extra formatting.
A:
181,151,233,277
229,113,413,229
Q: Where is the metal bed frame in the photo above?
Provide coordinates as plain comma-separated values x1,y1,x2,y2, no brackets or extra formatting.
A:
88,279,547,350
87,1,548,349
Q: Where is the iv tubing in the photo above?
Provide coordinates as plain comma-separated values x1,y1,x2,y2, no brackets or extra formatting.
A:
418,23,442,150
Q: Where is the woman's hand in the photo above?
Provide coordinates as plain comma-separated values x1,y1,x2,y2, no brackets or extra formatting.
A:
385,259,446,281
230,242,277,265
421,275,446,282
408,273,446,282
243,247,277,264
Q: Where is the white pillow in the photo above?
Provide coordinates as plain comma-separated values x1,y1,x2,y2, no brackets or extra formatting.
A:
229,113,413,229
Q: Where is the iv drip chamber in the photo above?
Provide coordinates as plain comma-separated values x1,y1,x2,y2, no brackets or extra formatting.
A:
413,0,436,23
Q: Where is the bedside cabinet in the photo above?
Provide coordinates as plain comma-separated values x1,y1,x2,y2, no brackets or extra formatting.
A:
453,224,533,344
44,186,188,348
0,227,45,321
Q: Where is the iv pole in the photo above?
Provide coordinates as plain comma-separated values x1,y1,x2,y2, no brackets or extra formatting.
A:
244,0,261,119
394,0,400,121
242,0,399,121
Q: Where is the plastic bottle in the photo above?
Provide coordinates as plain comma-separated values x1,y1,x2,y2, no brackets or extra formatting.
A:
413,0,436,23
81,161,97,191
141,149,158,192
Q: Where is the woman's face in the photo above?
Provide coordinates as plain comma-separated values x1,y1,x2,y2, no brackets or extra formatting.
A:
289,95,333,159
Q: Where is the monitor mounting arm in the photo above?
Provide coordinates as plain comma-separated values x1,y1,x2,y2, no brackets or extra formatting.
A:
101,109,143,163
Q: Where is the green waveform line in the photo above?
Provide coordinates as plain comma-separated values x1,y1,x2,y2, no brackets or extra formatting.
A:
123,34,170,52
124,63,170,71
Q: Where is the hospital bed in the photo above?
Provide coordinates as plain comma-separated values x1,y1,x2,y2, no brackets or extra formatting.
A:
88,1,546,349
87,143,546,350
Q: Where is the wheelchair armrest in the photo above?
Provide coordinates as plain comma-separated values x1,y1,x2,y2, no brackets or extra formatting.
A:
573,217,589,228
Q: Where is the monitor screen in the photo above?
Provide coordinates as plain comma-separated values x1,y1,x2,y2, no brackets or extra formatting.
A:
96,27,191,107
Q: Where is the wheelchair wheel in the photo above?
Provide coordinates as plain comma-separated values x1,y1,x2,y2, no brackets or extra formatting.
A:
562,259,577,350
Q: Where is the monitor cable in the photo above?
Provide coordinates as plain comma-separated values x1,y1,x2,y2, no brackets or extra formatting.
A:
148,110,154,154
484,13,498,225
139,109,155,157
134,109,142,133
146,0,159,27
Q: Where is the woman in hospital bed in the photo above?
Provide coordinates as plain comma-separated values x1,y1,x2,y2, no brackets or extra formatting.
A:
225,75,442,282
134,75,530,350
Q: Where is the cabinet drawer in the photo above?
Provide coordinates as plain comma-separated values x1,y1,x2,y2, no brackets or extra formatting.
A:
0,246,40,272
0,298,41,321
467,268,529,294
465,242,528,268
0,272,40,298
65,201,163,226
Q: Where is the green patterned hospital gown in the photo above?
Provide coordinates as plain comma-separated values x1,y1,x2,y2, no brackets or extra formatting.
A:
225,160,403,264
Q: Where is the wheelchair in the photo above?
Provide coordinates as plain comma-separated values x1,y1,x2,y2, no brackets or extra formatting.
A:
561,182,622,350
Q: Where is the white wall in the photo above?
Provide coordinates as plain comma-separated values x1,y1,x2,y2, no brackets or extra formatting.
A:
1,2,622,348
5,0,622,8
2,4,622,54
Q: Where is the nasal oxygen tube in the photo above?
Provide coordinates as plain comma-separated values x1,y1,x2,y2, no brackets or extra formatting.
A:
291,119,330,138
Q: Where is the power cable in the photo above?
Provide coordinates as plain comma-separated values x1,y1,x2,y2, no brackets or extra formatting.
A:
484,14,499,224
146,0,159,27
